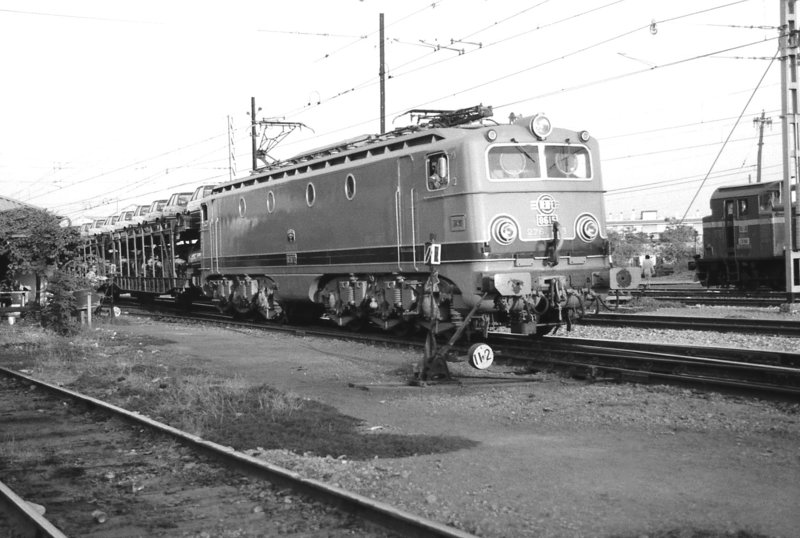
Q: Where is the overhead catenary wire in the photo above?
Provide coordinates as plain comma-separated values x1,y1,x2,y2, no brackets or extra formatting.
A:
4,0,777,217
678,46,779,224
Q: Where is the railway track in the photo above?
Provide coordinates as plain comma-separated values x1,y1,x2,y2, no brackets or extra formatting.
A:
583,312,800,337
0,368,477,538
508,336,800,399
613,284,791,307
116,299,800,399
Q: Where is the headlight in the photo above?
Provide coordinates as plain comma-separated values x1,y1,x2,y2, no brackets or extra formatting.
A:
575,213,600,242
529,113,552,139
490,216,518,245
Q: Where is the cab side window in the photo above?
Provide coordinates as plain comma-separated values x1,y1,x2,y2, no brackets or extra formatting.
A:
738,199,748,216
427,153,450,191
759,190,780,210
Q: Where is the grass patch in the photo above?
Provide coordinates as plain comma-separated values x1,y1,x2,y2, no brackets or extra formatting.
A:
1,325,477,460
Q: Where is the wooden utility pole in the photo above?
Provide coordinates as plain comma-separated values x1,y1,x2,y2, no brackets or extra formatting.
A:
753,110,771,183
379,13,386,134
780,0,800,300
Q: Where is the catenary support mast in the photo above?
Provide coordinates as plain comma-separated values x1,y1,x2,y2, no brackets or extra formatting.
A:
781,0,800,300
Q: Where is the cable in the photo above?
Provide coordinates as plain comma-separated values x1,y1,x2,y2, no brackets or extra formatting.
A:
0,7,152,24
314,0,446,62
601,109,780,140
286,0,620,119
678,46,778,223
498,37,776,110
606,163,782,196
23,130,231,202
604,131,780,162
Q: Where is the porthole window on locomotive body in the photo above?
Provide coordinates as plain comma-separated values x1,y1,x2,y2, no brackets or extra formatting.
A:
345,174,356,200
238,197,246,217
426,153,450,191
306,182,316,207
267,191,275,213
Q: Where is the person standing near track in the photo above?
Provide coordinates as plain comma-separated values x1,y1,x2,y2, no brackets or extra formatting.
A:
641,254,655,288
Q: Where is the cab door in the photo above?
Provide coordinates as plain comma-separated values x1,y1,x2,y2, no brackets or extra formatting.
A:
396,155,420,271
724,199,735,252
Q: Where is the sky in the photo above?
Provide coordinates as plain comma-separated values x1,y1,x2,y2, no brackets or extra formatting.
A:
0,0,783,225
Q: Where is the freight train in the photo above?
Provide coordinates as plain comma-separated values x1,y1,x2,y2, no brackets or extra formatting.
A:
692,180,791,289
76,105,617,350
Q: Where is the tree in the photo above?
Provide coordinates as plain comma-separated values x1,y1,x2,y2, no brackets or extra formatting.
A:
608,229,651,266
0,207,82,299
657,223,697,266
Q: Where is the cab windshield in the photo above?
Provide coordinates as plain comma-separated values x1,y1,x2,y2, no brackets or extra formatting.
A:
487,144,591,180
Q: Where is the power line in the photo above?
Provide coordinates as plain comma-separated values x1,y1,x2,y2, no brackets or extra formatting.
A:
606,163,781,196
679,46,779,223
0,7,153,24
23,131,231,203
604,131,780,162
314,0,446,62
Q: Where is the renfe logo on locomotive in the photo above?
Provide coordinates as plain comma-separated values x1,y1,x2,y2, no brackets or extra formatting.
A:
533,194,559,226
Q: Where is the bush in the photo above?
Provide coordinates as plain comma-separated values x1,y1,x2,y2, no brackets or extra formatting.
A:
40,270,92,336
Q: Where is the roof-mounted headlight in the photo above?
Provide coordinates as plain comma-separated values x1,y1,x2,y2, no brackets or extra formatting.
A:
530,113,552,140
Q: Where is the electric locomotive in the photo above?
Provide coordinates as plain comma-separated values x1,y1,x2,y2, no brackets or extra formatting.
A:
197,105,611,337
693,180,787,289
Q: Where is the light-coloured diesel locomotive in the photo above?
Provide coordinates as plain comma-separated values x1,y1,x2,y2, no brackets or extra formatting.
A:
76,105,613,340
196,105,611,336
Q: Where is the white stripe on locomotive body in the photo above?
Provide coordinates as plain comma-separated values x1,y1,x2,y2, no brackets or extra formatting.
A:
703,217,785,228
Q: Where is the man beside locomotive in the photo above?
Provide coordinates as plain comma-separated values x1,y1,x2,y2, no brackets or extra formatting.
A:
641,254,655,288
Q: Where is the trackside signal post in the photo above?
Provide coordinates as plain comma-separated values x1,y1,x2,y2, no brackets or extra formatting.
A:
781,0,800,300
414,237,492,384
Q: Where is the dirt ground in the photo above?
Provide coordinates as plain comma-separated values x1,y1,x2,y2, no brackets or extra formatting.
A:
39,315,800,538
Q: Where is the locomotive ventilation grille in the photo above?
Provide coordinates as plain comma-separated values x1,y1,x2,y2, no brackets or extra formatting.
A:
575,213,600,242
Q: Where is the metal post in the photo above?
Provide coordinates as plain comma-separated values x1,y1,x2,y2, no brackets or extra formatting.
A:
379,13,386,134
781,0,800,301
251,97,258,172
